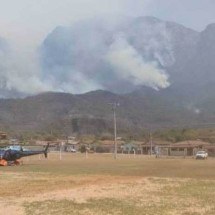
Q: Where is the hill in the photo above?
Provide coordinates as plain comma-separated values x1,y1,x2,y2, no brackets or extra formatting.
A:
0,90,214,137
1,17,215,136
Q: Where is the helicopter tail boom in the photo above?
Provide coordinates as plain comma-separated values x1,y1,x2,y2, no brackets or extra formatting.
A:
44,143,50,158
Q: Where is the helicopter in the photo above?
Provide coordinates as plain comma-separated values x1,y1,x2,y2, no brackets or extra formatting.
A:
0,144,49,166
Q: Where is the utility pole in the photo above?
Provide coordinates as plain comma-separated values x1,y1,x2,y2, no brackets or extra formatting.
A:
59,142,62,160
150,131,152,156
110,103,119,159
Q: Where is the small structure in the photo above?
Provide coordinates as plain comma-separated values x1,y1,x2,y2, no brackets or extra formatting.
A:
121,141,143,154
65,141,79,152
0,132,8,146
34,139,80,152
9,138,19,145
157,140,211,157
203,145,215,157
91,140,125,153
141,140,172,155
67,136,76,143
0,132,7,140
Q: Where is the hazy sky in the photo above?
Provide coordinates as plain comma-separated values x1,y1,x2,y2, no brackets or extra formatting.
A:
0,0,215,97
0,0,214,47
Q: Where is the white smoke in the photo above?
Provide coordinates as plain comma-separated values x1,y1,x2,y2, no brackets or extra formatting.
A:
0,16,172,97
105,36,170,90
45,69,102,94
186,104,201,115
0,46,53,96
124,17,175,67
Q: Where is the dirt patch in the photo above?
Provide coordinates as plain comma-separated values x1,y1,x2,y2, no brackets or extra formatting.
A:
1,176,215,215
23,177,158,202
0,176,181,215
0,201,24,215
1,155,215,214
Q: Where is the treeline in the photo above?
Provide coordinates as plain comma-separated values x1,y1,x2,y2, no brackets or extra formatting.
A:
2,127,215,145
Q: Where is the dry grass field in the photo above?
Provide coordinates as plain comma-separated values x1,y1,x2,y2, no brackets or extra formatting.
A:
1,153,215,215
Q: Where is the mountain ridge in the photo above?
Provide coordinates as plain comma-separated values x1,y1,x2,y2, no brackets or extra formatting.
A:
1,16,215,135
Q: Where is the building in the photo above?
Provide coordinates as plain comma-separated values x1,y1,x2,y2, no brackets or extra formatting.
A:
0,132,8,146
156,140,213,157
121,141,143,154
0,132,7,140
141,140,172,155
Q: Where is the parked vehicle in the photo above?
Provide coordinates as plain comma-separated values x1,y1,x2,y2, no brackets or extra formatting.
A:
66,147,76,153
195,151,208,159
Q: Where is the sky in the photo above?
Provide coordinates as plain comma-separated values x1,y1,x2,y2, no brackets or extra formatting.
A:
0,0,215,96
0,0,214,47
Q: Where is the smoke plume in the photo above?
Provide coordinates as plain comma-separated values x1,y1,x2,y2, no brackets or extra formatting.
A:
105,35,169,90
0,16,172,97
40,17,171,94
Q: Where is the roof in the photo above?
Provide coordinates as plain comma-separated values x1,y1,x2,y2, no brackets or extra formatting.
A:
204,145,215,149
0,132,7,139
173,140,210,147
67,141,80,145
155,140,211,148
99,140,125,145
142,140,172,147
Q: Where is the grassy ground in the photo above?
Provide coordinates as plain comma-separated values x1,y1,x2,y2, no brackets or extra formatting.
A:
1,153,215,214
